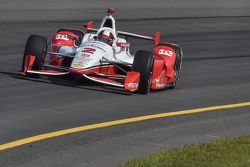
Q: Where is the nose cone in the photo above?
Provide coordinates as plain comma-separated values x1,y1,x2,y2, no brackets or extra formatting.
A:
71,41,113,70
71,48,103,69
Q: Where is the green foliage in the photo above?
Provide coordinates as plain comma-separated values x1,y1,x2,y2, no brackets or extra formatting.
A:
119,136,250,167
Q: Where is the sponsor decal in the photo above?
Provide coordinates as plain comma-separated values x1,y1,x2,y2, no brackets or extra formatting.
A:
156,83,165,88
159,49,173,57
83,42,107,52
117,42,130,48
81,54,91,57
73,63,84,67
82,48,96,54
56,34,69,41
155,79,165,88
127,83,139,89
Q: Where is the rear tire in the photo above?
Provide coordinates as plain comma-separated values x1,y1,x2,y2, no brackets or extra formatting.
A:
22,35,47,71
133,50,154,94
169,48,182,89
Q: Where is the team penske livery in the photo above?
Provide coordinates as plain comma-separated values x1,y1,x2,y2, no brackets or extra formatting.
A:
19,8,183,94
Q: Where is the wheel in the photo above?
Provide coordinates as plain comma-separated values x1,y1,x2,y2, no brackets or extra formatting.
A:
133,50,154,94
169,48,183,89
22,35,47,71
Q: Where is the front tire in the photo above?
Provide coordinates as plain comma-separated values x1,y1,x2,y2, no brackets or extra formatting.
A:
22,35,47,72
133,50,154,94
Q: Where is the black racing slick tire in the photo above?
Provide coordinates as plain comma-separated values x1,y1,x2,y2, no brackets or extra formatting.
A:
22,35,47,71
133,50,154,94
169,48,183,89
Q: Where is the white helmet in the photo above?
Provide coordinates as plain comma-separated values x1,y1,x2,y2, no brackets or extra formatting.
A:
98,29,115,45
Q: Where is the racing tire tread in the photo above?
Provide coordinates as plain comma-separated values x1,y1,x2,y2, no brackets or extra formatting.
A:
133,50,154,94
22,35,47,74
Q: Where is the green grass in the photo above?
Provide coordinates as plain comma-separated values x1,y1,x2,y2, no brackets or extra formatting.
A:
119,136,250,167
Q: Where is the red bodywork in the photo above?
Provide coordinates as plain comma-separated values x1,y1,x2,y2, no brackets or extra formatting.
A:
152,44,177,89
50,30,79,66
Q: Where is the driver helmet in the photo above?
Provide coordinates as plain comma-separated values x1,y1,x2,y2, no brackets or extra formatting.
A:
98,29,114,46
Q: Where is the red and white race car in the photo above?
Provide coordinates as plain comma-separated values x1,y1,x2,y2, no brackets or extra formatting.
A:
18,8,183,94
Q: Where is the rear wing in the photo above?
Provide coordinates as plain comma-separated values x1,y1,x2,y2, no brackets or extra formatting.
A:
118,31,161,46
84,21,160,46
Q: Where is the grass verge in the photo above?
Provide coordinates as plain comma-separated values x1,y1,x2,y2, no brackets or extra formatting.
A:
119,136,250,167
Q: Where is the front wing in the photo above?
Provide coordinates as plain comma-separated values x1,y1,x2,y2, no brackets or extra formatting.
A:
18,55,141,92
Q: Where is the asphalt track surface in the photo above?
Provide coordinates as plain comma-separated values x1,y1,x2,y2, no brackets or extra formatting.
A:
1,6,250,167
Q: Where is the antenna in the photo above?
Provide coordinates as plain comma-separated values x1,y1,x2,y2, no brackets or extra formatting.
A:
107,7,114,16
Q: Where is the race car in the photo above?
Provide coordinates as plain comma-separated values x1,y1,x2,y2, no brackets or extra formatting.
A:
18,7,183,94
